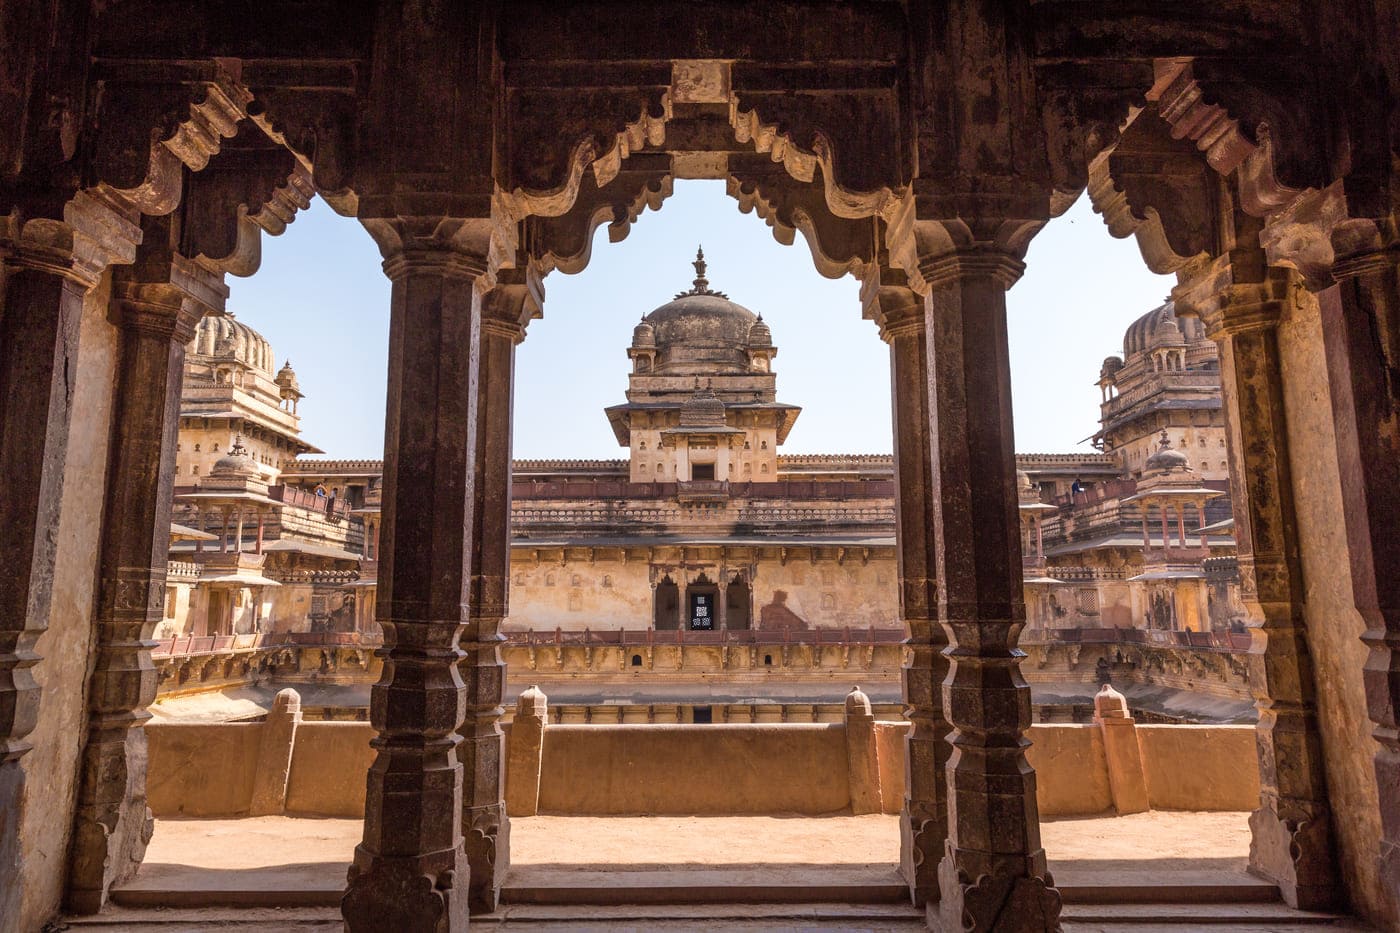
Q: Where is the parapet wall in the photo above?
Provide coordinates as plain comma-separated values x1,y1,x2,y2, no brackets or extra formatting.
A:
145,691,1259,820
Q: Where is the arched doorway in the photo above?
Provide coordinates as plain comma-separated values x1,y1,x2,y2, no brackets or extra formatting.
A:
653,575,680,630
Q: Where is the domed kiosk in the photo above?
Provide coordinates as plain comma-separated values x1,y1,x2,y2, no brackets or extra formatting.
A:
608,249,799,484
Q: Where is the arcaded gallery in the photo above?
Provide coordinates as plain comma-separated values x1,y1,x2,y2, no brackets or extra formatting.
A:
1,3,1397,931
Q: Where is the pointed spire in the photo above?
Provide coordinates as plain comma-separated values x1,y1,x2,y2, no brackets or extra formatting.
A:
675,246,728,299
692,246,708,291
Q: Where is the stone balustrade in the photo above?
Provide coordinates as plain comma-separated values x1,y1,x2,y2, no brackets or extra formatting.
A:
144,685,1261,821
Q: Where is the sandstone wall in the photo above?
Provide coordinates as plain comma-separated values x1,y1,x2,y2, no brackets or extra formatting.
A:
144,717,1261,821
1278,289,1387,922
17,276,118,928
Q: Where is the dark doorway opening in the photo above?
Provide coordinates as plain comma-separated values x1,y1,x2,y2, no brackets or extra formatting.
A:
691,462,716,481
654,576,679,630
692,706,713,724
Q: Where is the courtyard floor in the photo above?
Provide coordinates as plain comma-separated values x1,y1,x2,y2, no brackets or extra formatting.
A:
68,812,1373,931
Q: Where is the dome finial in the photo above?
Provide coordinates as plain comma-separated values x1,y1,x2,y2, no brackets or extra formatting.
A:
676,246,728,299
693,246,708,291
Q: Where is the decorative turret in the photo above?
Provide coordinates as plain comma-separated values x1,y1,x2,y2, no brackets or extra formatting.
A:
211,436,258,478
1144,429,1190,474
275,359,304,413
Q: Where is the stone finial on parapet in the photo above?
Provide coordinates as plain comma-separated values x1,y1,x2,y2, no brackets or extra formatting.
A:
506,686,548,817
249,688,302,816
1092,684,1150,815
1093,683,1131,721
845,686,882,815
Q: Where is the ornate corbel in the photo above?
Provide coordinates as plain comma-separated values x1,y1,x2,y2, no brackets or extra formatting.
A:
523,163,672,277
726,164,875,280
87,60,253,217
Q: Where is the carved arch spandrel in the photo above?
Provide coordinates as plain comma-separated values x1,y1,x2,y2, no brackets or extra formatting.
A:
501,86,672,221
179,122,314,278
87,60,253,218
523,166,673,278
1086,105,1217,276
726,168,875,280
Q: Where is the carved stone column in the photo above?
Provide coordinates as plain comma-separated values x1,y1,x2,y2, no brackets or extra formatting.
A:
342,218,492,933
1177,259,1338,909
864,262,948,907
67,231,220,913
1318,219,1400,911
460,267,540,913
917,232,1061,932
0,193,138,923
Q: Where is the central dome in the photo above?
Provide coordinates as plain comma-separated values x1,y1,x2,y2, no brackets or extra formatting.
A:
642,247,758,348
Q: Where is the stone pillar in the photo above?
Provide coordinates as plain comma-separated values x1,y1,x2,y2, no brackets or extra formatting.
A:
717,579,729,631
0,194,138,924
919,238,1060,931
845,686,882,815
865,266,948,906
1179,263,1338,909
1093,685,1149,815
505,686,547,817
65,234,214,913
459,269,539,914
1319,230,1400,912
249,688,303,816
342,219,490,933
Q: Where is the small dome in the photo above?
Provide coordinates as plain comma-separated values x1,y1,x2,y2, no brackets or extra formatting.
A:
642,248,758,349
1100,356,1124,380
1145,429,1190,473
276,359,299,386
211,437,258,477
1017,469,1033,490
632,316,656,348
679,383,727,428
748,314,773,347
190,312,275,375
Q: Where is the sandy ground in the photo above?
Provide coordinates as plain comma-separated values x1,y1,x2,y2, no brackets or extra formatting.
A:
138,810,1250,873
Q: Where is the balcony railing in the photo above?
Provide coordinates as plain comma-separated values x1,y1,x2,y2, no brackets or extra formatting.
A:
502,626,907,647
1021,626,1251,652
151,631,384,658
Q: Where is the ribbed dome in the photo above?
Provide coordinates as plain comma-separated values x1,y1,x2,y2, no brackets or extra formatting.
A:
632,316,656,348
679,385,727,427
190,312,274,375
1122,302,1204,358
644,247,759,349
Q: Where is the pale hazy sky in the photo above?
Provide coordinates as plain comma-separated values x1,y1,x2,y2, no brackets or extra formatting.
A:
227,181,1173,461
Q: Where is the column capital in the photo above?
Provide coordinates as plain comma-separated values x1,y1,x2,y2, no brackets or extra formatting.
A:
860,262,924,342
887,217,1040,296
1,190,143,289
480,265,544,344
1174,259,1295,339
361,215,502,284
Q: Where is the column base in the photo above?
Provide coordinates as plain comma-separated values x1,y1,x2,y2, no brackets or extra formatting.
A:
900,806,942,906
66,731,156,915
466,803,509,914
929,850,1061,932
342,845,469,933
1248,803,1339,910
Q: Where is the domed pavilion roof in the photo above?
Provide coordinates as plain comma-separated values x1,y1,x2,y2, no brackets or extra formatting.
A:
640,247,759,350
1122,301,1205,358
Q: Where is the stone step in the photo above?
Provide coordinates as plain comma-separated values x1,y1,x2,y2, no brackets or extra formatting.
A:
1054,869,1281,905
499,867,912,906
1063,901,1370,926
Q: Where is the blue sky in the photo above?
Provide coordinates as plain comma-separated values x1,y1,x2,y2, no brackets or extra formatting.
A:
227,181,1173,461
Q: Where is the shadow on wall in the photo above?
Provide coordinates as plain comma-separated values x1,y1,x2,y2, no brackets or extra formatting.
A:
758,590,808,631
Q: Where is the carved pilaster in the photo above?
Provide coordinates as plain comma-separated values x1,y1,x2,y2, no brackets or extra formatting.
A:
1175,255,1339,910
67,238,214,912
911,225,1061,932
0,192,141,925
1318,215,1400,913
342,217,495,933
864,257,947,907
459,266,541,913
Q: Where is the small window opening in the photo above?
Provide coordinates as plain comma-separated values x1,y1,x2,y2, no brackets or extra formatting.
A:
763,654,773,666
631,654,642,667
